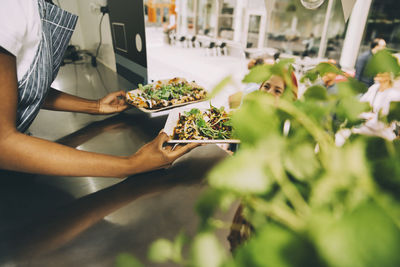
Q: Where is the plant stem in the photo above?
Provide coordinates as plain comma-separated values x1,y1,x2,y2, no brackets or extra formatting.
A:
263,96,334,153
272,169,311,217
249,198,306,232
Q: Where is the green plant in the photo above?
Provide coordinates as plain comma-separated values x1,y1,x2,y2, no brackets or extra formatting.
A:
118,52,400,267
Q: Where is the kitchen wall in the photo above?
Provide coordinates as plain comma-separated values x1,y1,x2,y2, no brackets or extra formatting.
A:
58,0,116,71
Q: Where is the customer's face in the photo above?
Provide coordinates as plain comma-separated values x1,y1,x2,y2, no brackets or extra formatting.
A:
377,39,386,51
375,72,391,84
260,75,285,97
374,39,387,53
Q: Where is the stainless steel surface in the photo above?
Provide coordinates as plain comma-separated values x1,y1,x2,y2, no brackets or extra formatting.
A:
0,63,231,266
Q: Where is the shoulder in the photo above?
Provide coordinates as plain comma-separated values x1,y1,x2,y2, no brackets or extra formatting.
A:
360,83,379,102
387,87,400,100
1,0,38,21
360,51,372,61
356,51,371,65
0,0,40,55
366,83,379,94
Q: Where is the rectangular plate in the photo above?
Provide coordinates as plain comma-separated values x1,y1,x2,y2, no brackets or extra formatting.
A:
125,77,207,113
126,89,206,113
163,106,240,144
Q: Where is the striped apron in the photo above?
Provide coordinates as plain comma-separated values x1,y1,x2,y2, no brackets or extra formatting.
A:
16,0,78,132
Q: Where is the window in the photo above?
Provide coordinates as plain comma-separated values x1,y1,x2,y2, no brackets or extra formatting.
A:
218,0,236,40
361,0,400,54
264,0,346,59
197,0,217,37
187,0,196,35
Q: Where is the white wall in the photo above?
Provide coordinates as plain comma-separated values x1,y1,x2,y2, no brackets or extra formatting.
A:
58,0,116,71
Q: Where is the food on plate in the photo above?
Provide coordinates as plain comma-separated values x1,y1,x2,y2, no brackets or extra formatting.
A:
173,106,233,140
126,77,207,110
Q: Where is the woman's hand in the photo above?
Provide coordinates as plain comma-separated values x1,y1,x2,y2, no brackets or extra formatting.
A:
98,90,129,114
129,131,200,174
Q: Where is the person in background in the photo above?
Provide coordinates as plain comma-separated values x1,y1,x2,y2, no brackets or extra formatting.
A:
322,71,339,95
347,72,400,141
302,33,315,57
335,71,400,145
240,57,274,97
247,57,266,70
229,69,298,109
258,73,298,100
360,72,400,117
0,0,197,178
355,38,386,87
320,61,347,96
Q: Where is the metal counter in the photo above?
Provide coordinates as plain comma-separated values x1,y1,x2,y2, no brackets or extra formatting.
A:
0,63,232,266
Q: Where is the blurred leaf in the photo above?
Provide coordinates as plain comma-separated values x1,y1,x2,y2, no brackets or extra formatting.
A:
301,62,343,83
365,49,400,78
316,62,343,75
303,85,329,101
272,59,297,97
366,137,400,198
115,253,144,267
310,141,370,210
242,59,295,84
171,232,187,263
342,77,368,95
195,189,223,225
292,101,332,128
208,76,233,99
208,145,274,195
271,59,295,76
243,65,272,84
300,71,318,83
315,202,400,267
335,96,370,123
148,239,174,263
284,143,320,181
234,223,324,267
232,92,280,146
190,232,227,267
387,101,400,123
196,189,236,229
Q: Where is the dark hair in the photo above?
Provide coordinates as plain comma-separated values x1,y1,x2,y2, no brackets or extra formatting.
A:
371,38,384,49
273,52,280,61
44,0,54,4
254,58,265,66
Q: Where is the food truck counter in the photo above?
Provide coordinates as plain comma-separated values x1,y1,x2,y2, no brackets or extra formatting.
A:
0,63,233,267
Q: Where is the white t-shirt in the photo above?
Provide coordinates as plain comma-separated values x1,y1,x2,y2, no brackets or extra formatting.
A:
355,82,400,141
360,83,400,116
0,0,41,80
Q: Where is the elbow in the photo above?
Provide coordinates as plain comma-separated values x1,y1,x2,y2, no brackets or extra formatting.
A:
0,128,19,147
0,129,21,171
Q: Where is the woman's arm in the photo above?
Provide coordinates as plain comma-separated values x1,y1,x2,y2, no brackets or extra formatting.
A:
42,88,129,115
0,49,197,178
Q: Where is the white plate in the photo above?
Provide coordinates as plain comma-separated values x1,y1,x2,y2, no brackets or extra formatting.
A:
163,106,240,144
125,78,207,113
126,89,206,113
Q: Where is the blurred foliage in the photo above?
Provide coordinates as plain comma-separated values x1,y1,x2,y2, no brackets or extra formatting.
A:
115,253,144,267
148,232,187,264
301,62,343,83
365,49,400,78
388,102,400,123
234,223,324,267
120,59,400,267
